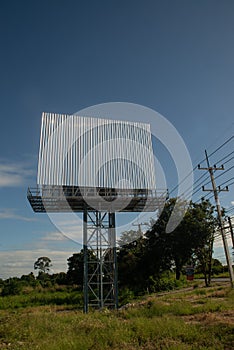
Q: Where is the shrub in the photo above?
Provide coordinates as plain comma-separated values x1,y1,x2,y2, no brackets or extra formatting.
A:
118,288,135,306
148,272,186,292
1,278,23,296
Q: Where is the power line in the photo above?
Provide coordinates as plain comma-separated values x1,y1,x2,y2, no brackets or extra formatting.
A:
222,155,234,167
175,168,222,202
214,231,232,239
197,177,234,204
180,172,211,197
213,150,234,167
169,165,197,196
207,136,234,159
192,172,210,187
218,177,234,188
142,135,234,224
214,165,234,182
169,135,233,197
223,180,234,188
203,122,234,158
204,193,214,201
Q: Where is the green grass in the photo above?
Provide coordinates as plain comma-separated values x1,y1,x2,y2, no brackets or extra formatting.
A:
194,271,230,279
0,289,83,310
0,284,233,349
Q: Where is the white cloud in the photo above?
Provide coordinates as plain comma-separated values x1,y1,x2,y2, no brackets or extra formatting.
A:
231,201,234,206
2,262,26,268
0,249,77,279
0,161,34,188
47,214,83,243
0,208,37,222
213,238,224,249
213,233,233,261
41,231,69,242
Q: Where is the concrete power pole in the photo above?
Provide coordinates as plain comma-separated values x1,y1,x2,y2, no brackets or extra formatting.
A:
132,220,153,237
132,223,143,237
198,150,234,288
227,216,234,249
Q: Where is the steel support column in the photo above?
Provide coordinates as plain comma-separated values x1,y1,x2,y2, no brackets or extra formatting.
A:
83,209,118,312
83,209,88,313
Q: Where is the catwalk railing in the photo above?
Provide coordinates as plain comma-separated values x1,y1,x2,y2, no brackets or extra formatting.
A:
27,185,168,213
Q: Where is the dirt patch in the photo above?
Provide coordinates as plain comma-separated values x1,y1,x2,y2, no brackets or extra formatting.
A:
183,310,234,326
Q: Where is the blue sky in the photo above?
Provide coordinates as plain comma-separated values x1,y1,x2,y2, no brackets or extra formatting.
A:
0,0,234,279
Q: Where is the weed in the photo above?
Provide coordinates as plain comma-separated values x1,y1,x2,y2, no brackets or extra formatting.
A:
0,284,233,349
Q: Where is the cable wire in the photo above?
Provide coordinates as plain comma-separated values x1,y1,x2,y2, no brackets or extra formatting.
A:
213,150,234,167
169,135,233,197
218,177,234,189
207,136,234,159
214,165,234,181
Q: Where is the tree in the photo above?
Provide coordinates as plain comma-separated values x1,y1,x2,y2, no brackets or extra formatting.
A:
36,270,52,287
192,201,218,286
34,257,52,274
196,258,224,277
211,259,224,275
144,198,188,280
67,250,97,286
1,277,23,296
53,272,68,285
116,198,218,292
117,238,143,289
145,198,217,281
20,272,38,287
118,229,142,247
194,235,214,286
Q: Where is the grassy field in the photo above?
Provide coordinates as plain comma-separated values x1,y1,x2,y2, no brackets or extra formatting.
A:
0,283,233,349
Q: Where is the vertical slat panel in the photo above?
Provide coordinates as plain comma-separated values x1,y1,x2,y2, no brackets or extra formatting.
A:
37,113,156,190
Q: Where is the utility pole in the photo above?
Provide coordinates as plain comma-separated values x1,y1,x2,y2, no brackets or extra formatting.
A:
132,220,153,237
228,216,234,249
132,223,143,236
198,150,234,288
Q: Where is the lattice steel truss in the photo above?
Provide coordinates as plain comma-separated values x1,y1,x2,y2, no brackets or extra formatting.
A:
83,210,118,312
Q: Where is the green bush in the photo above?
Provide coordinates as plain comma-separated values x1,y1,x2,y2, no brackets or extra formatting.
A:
148,272,186,292
1,278,23,296
118,288,135,306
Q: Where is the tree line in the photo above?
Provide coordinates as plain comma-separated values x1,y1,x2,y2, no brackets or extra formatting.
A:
0,199,227,297
117,198,224,292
